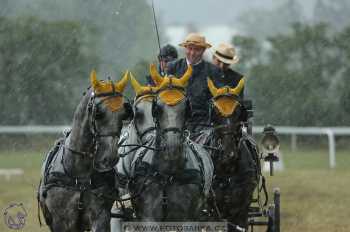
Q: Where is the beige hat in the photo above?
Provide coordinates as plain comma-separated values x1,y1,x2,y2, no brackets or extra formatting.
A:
179,33,212,49
213,42,239,64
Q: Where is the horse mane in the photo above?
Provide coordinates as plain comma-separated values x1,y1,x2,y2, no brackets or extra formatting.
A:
72,88,92,124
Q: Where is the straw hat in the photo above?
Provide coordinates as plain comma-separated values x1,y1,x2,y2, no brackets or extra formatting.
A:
212,42,239,64
179,33,212,49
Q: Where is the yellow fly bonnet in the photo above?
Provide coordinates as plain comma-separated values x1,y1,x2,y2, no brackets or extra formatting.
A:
90,70,129,112
149,63,192,106
129,71,158,104
207,78,245,117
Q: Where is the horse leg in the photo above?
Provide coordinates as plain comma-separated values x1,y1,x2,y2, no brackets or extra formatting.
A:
90,209,111,232
167,184,203,220
44,188,81,232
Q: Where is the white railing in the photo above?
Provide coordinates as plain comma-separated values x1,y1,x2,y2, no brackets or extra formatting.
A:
1,125,349,168
0,125,70,134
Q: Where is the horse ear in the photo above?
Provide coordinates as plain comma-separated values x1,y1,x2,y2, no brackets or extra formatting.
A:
90,70,99,89
115,70,129,93
178,65,192,87
150,63,163,85
129,72,143,96
123,102,134,120
207,78,219,97
229,78,245,96
208,100,215,124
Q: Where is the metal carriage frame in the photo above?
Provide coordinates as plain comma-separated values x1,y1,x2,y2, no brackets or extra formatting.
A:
243,100,281,232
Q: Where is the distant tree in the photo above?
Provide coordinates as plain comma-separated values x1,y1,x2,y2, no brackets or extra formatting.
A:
0,0,162,125
232,35,261,74
0,16,97,125
1,0,159,76
233,23,349,126
333,26,350,125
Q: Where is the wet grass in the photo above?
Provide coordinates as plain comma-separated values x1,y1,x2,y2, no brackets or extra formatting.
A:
0,147,349,231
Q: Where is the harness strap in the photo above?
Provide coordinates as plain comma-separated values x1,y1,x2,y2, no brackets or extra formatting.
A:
96,132,120,137
139,127,156,140
65,146,93,158
161,127,183,135
76,189,86,231
42,170,115,196
259,175,268,207
77,189,85,210
162,188,168,220
135,163,202,187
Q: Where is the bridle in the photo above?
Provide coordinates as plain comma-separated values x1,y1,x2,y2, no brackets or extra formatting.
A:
66,90,125,158
152,86,190,143
133,95,157,142
209,95,243,161
117,95,159,158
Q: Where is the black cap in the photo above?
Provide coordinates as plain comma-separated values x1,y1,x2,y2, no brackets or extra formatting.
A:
158,44,178,62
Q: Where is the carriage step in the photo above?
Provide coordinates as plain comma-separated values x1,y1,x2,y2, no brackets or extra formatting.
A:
248,206,261,212
111,212,126,218
248,220,269,226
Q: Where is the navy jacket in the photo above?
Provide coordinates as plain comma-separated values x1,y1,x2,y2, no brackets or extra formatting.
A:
216,68,245,98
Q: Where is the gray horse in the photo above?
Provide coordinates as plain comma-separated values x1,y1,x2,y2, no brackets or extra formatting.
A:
116,73,157,186
38,71,132,232
124,65,213,221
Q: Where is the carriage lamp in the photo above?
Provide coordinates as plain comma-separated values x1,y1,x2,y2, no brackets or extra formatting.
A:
261,125,280,176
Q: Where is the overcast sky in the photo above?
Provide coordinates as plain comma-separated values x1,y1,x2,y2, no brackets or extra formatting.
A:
151,0,316,26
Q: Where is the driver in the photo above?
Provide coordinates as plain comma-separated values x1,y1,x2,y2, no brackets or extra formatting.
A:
166,32,222,134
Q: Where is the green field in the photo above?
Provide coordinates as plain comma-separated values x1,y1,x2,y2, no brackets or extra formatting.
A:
0,145,349,232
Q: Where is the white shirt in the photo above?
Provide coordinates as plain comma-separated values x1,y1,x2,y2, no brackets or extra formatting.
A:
186,58,203,66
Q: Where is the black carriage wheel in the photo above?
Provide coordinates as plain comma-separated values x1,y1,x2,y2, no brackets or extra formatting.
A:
273,187,280,232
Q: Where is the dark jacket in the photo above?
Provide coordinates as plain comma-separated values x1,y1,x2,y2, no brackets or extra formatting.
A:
216,68,245,98
146,64,163,86
167,58,222,125
146,74,156,86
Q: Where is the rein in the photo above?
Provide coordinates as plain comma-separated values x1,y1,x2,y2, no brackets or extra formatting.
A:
66,91,127,157
118,126,160,158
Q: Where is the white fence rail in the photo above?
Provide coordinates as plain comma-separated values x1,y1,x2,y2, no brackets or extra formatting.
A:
1,125,349,168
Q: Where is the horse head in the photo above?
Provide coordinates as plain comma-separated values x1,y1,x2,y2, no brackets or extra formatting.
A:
67,70,132,175
129,72,157,142
150,64,193,174
207,78,245,168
